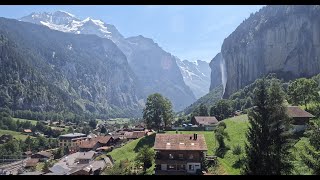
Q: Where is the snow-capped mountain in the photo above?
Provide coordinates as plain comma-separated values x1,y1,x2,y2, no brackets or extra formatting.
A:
20,11,197,111
176,58,211,99
20,11,113,38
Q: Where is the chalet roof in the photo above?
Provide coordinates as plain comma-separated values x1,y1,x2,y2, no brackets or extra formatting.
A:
35,151,52,158
79,136,113,149
48,165,70,175
154,134,208,151
76,151,95,160
25,158,39,167
194,116,218,125
287,106,315,118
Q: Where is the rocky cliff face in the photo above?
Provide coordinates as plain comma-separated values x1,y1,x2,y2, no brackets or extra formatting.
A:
0,17,143,117
221,5,320,98
209,53,223,92
125,36,196,110
176,59,211,99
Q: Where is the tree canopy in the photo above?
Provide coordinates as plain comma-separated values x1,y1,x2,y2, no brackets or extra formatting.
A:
143,93,174,131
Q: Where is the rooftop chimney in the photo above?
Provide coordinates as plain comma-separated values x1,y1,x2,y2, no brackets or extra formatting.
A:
193,133,196,140
190,136,192,140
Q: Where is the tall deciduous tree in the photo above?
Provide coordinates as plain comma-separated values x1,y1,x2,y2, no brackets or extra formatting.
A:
143,93,173,131
210,99,233,121
287,78,319,110
244,78,293,175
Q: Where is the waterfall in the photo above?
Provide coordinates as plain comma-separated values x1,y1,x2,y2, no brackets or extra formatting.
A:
219,56,227,95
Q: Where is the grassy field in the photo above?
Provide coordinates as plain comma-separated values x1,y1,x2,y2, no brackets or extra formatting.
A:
105,114,312,175
169,114,312,175
108,133,156,163
0,129,30,140
12,118,38,125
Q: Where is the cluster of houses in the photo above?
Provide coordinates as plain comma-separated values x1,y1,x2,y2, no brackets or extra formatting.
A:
14,123,152,175
1,105,315,175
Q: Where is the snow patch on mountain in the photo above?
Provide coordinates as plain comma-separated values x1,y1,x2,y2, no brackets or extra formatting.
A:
176,58,211,99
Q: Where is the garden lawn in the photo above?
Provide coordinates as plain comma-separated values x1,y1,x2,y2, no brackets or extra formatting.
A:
107,133,156,163
12,118,38,125
0,129,30,140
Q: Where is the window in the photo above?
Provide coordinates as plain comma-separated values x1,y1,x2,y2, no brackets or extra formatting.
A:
178,154,183,159
189,165,194,170
168,165,176,170
169,154,174,159
189,154,194,159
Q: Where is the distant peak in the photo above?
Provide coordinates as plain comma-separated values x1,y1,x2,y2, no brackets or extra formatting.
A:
55,10,76,18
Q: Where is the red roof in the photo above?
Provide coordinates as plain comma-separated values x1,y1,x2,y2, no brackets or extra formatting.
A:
194,116,218,125
79,136,113,149
154,134,208,151
287,106,315,118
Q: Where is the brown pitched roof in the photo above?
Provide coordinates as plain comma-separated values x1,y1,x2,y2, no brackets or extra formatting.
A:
154,134,208,151
77,151,95,160
194,116,218,125
79,136,113,149
25,158,39,167
96,136,113,144
287,106,315,118
79,140,97,149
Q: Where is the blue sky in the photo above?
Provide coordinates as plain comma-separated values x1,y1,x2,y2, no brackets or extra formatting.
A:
0,5,264,62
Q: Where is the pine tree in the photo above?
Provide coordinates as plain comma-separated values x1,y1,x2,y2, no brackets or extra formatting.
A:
243,78,293,175
300,121,320,175
267,80,293,174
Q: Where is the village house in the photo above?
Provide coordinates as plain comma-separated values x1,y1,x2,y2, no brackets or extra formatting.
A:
69,159,108,175
24,158,39,169
76,151,96,164
79,136,114,152
58,133,88,153
48,150,111,175
287,106,315,132
31,151,53,162
154,133,208,175
191,116,219,130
